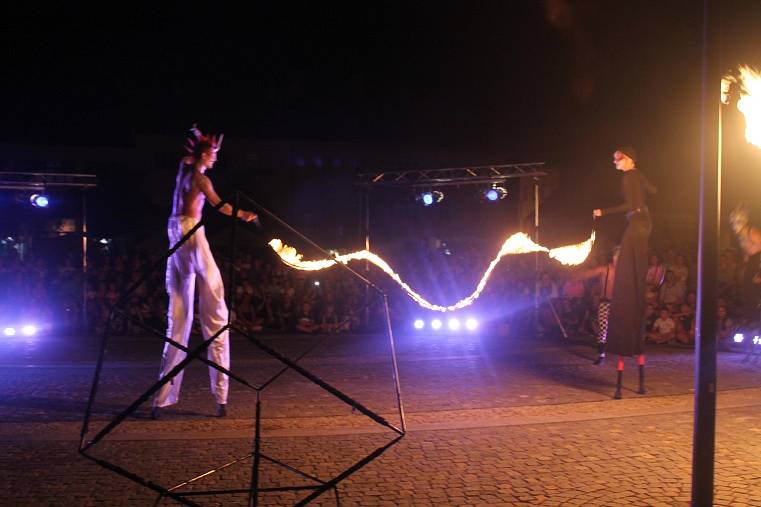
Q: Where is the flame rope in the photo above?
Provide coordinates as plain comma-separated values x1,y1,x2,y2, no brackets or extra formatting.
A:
268,231,595,312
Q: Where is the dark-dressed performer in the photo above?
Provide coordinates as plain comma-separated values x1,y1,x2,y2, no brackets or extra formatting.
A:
572,246,619,365
152,126,259,419
593,147,657,399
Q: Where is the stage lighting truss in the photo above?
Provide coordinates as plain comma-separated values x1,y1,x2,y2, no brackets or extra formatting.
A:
483,184,507,202
417,190,444,207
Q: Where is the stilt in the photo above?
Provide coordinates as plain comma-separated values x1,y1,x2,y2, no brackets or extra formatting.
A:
637,354,646,395
613,356,624,399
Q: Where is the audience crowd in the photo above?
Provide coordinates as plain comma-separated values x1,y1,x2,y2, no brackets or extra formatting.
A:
1,231,759,349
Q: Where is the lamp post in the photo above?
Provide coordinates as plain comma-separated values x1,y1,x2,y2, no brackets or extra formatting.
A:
691,1,720,505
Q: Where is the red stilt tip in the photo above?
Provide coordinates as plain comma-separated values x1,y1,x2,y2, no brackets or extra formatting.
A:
617,356,625,371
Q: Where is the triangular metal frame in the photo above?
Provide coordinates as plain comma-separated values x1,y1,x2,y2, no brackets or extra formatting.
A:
79,192,406,506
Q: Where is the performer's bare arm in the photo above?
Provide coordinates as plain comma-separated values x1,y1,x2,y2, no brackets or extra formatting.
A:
195,172,258,223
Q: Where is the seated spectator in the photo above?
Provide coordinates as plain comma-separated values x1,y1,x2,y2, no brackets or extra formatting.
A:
673,302,695,344
643,303,657,336
295,301,319,333
659,270,685,306
647,306,677,344
717,305,735,350
319,303,348,333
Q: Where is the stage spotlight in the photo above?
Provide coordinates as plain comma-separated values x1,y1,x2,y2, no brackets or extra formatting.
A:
754,336,761,346
413,319,425,330
30,194,50,208
733,333,745,343
448,318,461,331
465,318,478,331
431,319,443,330
3,327,16,337
21,325,37,336
483,185,507,202
418,190,444,207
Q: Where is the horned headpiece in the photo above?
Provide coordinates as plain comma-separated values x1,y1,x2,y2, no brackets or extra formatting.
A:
184,124,224,161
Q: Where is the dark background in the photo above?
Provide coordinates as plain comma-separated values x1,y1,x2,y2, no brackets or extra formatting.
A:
2,1,761,252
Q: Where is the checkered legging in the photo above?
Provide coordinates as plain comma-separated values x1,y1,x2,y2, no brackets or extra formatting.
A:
597,300,611,344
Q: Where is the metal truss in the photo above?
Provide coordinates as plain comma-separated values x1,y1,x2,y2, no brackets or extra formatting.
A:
79,192,406,506
356,162,546,188
0,171,97,190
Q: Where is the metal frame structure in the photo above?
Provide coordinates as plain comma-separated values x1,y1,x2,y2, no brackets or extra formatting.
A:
356,162,550,331
356,162,546,188
79,191,406,506
0,171,97,326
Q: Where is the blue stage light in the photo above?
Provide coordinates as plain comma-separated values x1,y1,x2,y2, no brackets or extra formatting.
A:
3,327,16,337
448,318,461,331
21,325,37,336
465,318,478,331
431,319,443,330
413,319,425,330
483,185,507,202
419,190,444,206
30,194,50,208
733,333,745,343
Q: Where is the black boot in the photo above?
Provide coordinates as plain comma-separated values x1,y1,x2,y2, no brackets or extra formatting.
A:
613,371,623,399
637,365,646,395
593,343,606,365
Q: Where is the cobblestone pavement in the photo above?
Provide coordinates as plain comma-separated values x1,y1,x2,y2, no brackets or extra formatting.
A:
2,331,761,505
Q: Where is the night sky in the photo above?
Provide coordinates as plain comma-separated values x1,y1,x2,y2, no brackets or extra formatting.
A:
3,2,761,241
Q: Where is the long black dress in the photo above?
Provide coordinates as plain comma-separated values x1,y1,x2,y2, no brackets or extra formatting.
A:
602,169,657,356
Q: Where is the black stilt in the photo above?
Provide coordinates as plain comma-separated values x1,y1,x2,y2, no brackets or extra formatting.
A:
613,371,623,399
637,364,646,395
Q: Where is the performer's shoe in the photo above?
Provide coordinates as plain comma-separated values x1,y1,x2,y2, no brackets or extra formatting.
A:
216,404,227,418
150,406,161,420
593,354,605,366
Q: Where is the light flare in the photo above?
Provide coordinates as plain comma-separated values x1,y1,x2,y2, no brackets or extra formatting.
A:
726,65,761,149
268,231,595,312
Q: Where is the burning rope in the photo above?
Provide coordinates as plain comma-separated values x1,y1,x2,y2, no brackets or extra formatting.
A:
268,231,595,312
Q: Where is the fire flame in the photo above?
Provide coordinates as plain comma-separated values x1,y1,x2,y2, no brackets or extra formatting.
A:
726,65,761,149
268,231,595,312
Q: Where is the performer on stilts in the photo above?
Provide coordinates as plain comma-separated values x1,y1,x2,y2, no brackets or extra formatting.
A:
593,146,657,399
152,125,259,419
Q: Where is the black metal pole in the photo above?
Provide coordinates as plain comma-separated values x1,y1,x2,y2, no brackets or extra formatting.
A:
692,0,720,504
248,391,261,507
